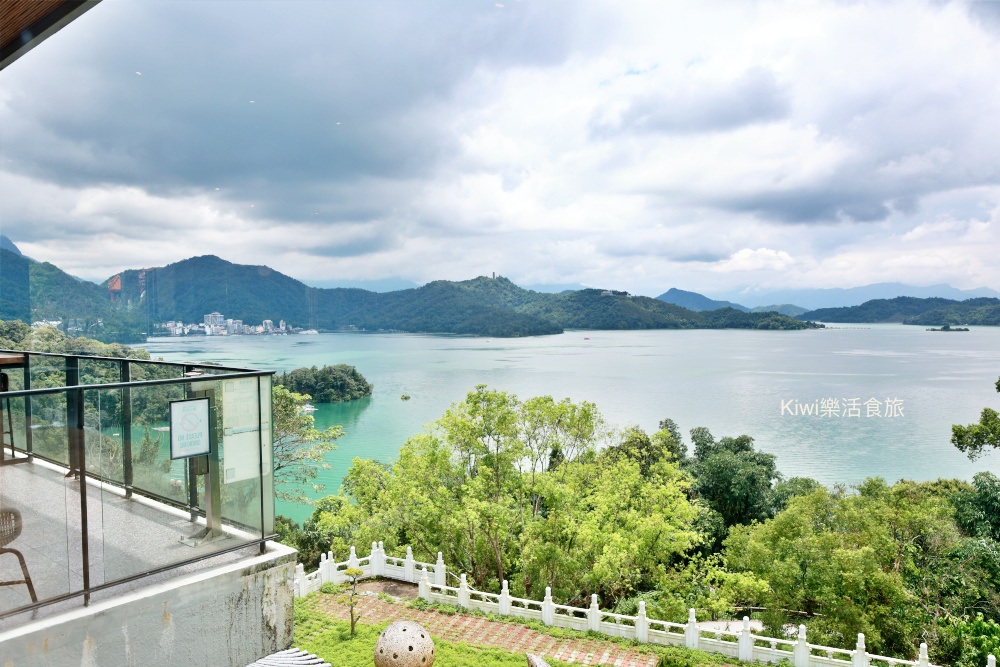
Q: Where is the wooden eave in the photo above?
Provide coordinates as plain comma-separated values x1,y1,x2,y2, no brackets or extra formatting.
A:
1,0,102,72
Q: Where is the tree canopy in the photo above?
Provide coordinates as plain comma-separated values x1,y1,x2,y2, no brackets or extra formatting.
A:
276,364,373,403
952,376,1000,460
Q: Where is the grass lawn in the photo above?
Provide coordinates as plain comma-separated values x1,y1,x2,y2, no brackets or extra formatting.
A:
295,605,577,666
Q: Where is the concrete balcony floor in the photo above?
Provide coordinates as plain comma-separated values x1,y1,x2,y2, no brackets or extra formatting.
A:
0,455,262,629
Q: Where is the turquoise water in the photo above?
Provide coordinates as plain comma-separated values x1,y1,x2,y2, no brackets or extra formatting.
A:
142,325,1000,524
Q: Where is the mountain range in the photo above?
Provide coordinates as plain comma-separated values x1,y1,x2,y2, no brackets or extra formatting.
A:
799,297,1000,326
0,247,815,340
3,235,995,339
708,282,1000,310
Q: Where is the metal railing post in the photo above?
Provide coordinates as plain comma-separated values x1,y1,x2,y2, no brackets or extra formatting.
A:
121,361,133,498
65,356,80,476
23,354,32,458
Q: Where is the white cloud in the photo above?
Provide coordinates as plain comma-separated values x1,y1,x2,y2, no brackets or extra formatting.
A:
1,0,999,294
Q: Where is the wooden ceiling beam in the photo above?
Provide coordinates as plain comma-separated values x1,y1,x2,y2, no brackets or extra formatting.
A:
1,0,102,72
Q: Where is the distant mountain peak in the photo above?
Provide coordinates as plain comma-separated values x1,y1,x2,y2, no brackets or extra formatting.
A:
656,288,749,312
1,235,23,256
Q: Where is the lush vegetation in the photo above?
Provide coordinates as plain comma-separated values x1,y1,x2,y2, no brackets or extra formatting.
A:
273,385,345,504
801,296,1000,325
276,364,373,403
278,383,1000,666
952,376,1000,460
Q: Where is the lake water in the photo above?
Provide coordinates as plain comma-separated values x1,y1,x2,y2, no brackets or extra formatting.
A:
142,325,1000,524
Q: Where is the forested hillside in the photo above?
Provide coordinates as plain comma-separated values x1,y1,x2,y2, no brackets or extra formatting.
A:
112,256,815,334
800,296,1000,325
0,248,146,342
5,252,819,338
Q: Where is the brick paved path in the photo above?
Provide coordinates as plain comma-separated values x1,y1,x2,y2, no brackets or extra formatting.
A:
314,594,660,667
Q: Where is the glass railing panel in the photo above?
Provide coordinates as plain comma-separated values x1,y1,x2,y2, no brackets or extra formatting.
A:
126,382,188,504
86,379,263,586
27,391,68,466
1,359,29,458
0,438,73,615
259,375,274,536
78,358,122,387
219,376,264,536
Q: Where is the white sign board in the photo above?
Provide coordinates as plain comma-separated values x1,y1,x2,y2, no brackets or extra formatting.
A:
222,378,261,483
170,398,211,459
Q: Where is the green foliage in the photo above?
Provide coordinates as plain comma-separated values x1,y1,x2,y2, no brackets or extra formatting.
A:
723,479,1000,660
272,385,344,504
951,471,1000,540
305,386,699,608
687,430,782,529
801,296,1000,325
276,364,373,403
952,376,1000,460
938,614,1000,667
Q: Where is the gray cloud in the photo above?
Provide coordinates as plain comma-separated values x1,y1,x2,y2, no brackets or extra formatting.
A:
1,1,999,294
594,67,790,136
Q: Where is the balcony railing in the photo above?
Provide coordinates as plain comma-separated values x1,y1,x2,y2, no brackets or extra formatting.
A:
0,350,276,620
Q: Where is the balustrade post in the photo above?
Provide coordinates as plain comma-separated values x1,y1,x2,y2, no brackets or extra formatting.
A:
499,579,511,615
793,624,809,667
685,608,699,650
323,550,334,582
318,553,328,585
917,643,930,667
294,563,306,598
988,655,996,667
738,617,753,661
458,573,470,608
370,541,380,576
636,601,649,643
542,587,555,626
588,594,601,632
378,541,385,576
852,633,870,667
405,546,415,582
419,567,430,601
348,545,358,570
435,552,446,586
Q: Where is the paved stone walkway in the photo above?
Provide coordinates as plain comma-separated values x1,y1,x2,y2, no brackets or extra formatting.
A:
315,594,661,667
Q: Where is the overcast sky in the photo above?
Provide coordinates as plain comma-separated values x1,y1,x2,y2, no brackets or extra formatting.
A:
1,0,999,297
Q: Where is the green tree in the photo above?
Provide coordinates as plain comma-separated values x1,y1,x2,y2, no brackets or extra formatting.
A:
338,567,366,637
723,479,997,660
688,429,781,528
952,376,1000,460
272,384,344,503
276,364,373,403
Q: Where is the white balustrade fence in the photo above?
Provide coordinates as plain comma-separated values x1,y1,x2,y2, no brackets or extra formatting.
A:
294,543,995,667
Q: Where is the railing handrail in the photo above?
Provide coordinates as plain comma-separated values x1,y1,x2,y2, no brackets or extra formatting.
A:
0,348,265,374
0,369,272,399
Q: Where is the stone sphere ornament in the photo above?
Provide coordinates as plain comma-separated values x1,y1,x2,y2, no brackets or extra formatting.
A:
373,621,435,667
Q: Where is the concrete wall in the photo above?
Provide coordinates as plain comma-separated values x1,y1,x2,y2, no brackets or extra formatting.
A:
0,542,296,667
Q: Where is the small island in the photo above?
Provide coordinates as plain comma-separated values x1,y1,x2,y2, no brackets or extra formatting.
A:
275,364,373,402
927,324,969,332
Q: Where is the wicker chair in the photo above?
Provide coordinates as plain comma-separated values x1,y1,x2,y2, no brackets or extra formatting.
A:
0,507,37,603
